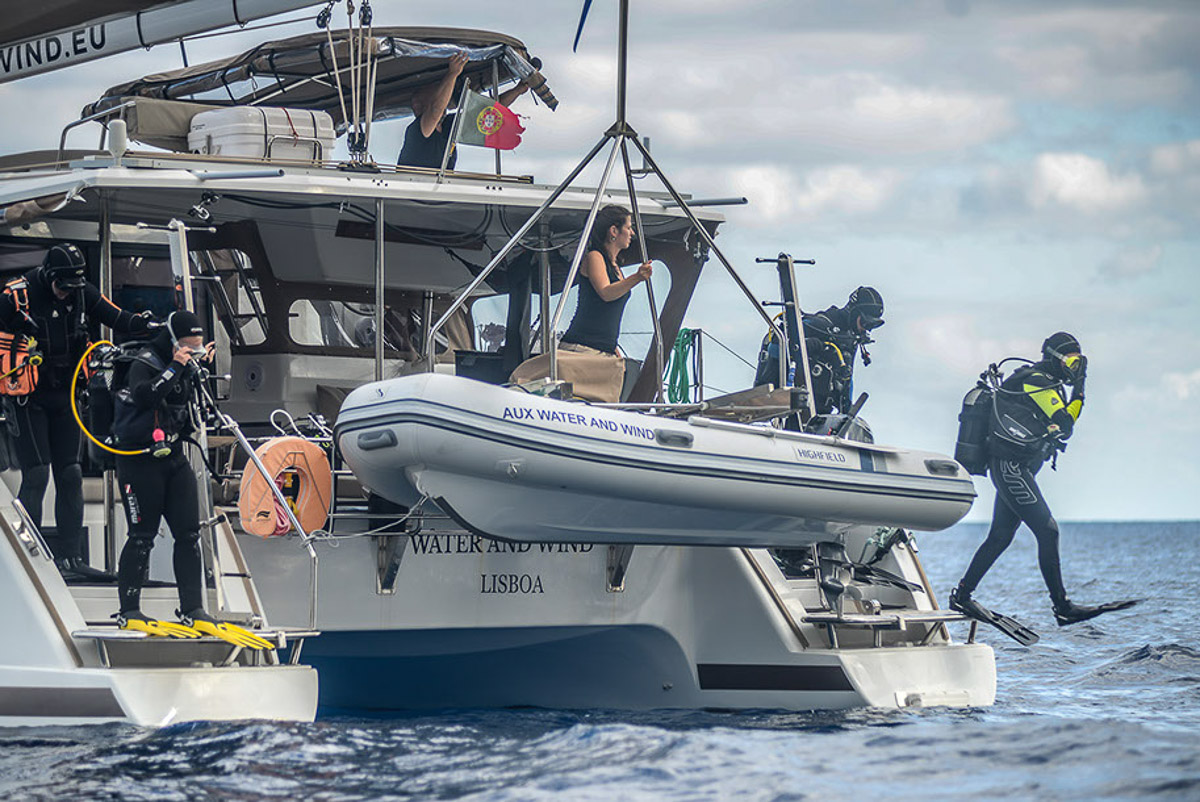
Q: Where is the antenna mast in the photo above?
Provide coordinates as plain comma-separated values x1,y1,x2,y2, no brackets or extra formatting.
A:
426,0,791,402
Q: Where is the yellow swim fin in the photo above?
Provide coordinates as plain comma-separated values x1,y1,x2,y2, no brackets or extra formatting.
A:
117,611,201,639
179,609,275,651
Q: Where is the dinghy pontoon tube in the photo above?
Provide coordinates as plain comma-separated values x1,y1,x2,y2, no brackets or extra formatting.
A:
336,374,976,548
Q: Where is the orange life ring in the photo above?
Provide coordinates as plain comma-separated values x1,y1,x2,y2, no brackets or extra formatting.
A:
238,436,332,538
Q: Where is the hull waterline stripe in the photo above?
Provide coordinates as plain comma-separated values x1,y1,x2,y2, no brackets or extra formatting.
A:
0,687,124,718
337,411,976,507
696,664,855,692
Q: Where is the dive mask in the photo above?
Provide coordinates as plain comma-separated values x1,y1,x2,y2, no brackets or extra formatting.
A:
1061,352,1085,382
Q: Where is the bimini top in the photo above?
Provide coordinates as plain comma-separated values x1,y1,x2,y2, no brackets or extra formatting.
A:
81,27,557,131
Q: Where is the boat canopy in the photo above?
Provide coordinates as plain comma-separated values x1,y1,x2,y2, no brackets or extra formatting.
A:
82,27,557,131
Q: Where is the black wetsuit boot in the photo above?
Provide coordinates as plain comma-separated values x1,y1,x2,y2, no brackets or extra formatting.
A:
949,585,988,620
1052,598,1105,626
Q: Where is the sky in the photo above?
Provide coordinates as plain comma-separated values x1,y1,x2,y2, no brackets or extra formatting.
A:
1,0,1198,520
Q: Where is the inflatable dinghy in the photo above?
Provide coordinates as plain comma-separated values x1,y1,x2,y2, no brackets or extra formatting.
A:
335,374,975,548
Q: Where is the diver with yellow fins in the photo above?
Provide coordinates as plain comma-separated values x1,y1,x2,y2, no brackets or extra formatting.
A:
951,332,1138,630
107,310,272,650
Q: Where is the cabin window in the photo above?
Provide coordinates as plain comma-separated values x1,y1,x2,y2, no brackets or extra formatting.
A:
0,241,48,276
288,300,406,351
112,253,176,322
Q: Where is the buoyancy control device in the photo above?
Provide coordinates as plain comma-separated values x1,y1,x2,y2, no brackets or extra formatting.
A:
74,340,159,463
955,358,1063,474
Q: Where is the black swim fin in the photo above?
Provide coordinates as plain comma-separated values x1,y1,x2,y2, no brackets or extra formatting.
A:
949,587,1040,646
1054,598,1141,627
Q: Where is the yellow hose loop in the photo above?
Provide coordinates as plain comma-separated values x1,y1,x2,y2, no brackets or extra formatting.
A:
71,340,149,457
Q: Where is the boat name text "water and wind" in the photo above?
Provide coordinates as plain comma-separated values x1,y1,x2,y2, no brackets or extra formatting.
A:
501,406,655,440
1,26,107,76
409,535,596,595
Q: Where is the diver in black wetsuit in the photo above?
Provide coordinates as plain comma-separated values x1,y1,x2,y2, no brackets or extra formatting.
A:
951,332,1132,626
754,286,884,414
0,243,152,581
111,311,213,631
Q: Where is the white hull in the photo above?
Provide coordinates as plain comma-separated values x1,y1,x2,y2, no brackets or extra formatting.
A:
0,487,318,727
239,524,995,712
336,375,976,548
0,666,316,727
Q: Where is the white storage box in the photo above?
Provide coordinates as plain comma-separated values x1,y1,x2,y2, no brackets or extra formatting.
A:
188,107,335,161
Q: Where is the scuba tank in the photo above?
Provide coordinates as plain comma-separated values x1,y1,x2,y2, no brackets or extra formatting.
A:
954,383,992,476
82,341,153,465
82,343,124,469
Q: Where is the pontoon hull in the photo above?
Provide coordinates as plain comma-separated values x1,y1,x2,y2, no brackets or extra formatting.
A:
239,532,996,713
303,626,994,712
1,485,319,728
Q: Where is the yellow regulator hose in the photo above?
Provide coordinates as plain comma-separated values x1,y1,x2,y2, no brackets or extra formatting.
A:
71,340,149,456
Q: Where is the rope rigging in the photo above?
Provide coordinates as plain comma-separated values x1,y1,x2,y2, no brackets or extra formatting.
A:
318,0,377,163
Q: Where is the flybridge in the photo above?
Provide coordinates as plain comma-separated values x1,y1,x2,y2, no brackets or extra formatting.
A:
0,0,325,84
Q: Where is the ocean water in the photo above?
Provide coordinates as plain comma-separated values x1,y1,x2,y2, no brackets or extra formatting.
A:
2,521,1198,801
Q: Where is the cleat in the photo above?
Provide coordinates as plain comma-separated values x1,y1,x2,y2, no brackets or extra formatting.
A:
179,609,274,651
116,610,201,638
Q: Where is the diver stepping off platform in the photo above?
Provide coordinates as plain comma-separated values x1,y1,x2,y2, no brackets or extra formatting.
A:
952,332,1141,630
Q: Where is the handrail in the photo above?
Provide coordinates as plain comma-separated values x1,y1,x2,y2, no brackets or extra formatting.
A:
195,379,321,630
57,101,138,166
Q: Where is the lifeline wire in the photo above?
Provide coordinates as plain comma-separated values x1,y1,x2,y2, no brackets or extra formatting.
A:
310,494,430,544
698,330,756,370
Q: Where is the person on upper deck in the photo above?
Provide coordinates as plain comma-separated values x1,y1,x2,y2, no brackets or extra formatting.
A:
397,52,530,170
509,205,653,402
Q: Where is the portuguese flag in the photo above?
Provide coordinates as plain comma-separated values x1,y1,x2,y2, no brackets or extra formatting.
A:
456,89,525,150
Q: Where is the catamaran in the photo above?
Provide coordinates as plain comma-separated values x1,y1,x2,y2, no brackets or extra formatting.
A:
0,2,997,720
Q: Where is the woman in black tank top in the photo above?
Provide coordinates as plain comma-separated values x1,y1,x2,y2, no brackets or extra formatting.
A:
561,205,654,354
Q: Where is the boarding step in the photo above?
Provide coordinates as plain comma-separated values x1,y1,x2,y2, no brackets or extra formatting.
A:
72,627,320,667
802,609,973,648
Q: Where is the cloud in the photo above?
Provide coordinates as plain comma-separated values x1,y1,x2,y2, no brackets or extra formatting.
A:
1149,139,1200,174
994,7,1196,104
726,164,900,224
792,165,900,215
1114,366,1200,434
902,313,1037,376
1165,368,1200,401
1028,152,1146,212
1097,243,1163,280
